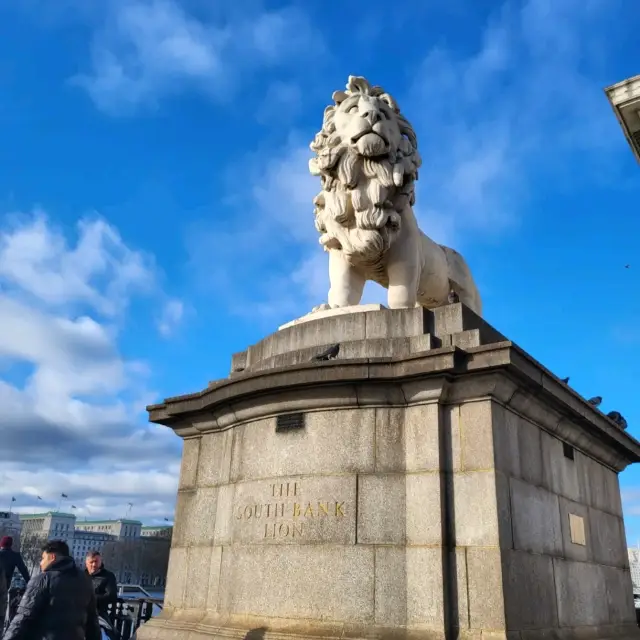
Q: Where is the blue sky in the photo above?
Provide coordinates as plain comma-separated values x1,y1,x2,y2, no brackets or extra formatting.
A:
0,0,639,536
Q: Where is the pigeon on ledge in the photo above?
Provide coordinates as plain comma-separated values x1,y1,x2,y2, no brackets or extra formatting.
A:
587,396,602,407
312,343,340,361
607,411,628,430
447,290,460,304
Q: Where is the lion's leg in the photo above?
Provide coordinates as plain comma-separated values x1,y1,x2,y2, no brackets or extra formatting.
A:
328,251,366,307
386,259,420,309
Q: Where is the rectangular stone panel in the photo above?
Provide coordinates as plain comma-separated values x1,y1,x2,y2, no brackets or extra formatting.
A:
206,546,223,611
588,507,627,567
358,474,405,545
178,438,200,489
466,547,505,630
540,431,586,503
405,547,445,629
230,410,375,482
374,547,407,626
454,471,505,547
510,478,562,556
553,558,608,627
164,546,188,608
231,475,356,545
460,400,494,471
196,430,233,487
374,408,405,472
404,403,448,472
184,545,212,609
218,545,374,623
503,550,558,630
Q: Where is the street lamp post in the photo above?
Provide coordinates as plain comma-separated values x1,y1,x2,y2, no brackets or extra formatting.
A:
605,74,640,164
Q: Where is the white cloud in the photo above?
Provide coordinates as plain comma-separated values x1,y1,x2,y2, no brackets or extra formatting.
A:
73,0,325,115
0,210,154,316
0,210,180,523
157,298,184,337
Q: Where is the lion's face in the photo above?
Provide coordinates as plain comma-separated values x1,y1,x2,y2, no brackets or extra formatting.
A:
332,93,402,158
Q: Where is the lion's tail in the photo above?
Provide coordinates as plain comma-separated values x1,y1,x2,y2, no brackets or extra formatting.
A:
439,245,483,316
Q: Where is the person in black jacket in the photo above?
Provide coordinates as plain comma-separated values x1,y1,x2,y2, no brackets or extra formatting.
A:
85,551,117,621
0,538,30,588
3,539,100,640
0,567,6,638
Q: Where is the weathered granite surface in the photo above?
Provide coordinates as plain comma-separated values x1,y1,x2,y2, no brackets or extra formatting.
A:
139,304,640,640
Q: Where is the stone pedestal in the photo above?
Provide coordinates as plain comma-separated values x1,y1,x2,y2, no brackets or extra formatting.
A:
139,304,640,640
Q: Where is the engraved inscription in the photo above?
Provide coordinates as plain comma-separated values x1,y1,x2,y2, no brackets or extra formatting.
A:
233,480,349,541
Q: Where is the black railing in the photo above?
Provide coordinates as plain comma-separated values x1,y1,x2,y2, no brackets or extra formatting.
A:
107,598,163,640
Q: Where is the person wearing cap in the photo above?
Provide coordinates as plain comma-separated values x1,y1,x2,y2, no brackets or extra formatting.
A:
0,538,30,587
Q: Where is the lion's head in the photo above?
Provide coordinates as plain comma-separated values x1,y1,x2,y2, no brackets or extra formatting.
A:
309,76,421,262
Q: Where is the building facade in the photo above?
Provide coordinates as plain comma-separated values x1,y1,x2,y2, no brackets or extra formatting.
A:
140,525,172,539
629,547,640,591
71,530,115,565
0,512,22,540
19,512,76,543
74,519,142,540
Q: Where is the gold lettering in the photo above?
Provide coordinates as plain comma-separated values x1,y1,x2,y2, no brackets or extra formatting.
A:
304,503,314,518
293,503,301,517
318,502,329,516
335,502,345,517
292,523,303,537
278,523,290,537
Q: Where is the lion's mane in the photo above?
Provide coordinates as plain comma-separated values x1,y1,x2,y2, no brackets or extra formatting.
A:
309,76,422,264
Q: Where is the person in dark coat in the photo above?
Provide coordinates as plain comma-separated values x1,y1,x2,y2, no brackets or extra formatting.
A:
0,538,30,587
0,567,6,637
85,551,117,621
3,539,100,640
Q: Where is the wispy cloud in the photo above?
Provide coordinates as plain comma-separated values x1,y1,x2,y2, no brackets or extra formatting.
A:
157,298,184,337
73,0,326,115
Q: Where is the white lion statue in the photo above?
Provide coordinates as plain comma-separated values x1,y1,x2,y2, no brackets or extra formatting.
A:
309,75,482,315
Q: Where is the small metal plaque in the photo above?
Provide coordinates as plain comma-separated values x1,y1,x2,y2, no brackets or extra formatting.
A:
569,513,586,546
276,412,305,432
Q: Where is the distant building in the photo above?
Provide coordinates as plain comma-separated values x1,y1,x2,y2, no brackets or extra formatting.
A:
75,519,142,540
71,530,115,565
629,548,640,590
140,525,172,539
605,74,640,164
19,512,76,543
0,512,22,540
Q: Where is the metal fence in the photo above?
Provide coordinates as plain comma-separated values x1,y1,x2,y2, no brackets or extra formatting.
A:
107,598,163,640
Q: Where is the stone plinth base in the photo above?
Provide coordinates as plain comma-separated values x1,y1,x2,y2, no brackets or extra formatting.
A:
141,304,640,640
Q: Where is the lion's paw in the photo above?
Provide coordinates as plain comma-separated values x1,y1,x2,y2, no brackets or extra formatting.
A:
311,303,332,313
